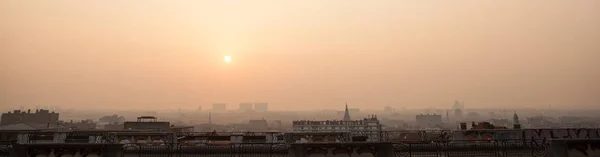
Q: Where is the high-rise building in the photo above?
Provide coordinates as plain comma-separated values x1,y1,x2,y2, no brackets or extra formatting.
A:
212,103,227,112
239,103,253,111
254,103,269,112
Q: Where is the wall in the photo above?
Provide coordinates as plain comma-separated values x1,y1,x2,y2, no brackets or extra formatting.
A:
566,142,600,157
547,140,600,157
524,129,600,140
123,122,170,131
452,130,521,141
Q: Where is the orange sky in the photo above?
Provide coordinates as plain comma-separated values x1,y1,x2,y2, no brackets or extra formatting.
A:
1,0,599,110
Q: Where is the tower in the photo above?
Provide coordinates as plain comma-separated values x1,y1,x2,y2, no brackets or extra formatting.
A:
343,102,351,121
513,111,521,129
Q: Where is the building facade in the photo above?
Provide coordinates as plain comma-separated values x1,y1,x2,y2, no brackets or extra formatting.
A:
416,114,443,128
292,115,383,141
212,103,227,112
238,103,253,111
254,103,269,112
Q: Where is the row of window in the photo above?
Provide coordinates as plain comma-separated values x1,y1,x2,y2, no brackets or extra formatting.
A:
293,126,380,130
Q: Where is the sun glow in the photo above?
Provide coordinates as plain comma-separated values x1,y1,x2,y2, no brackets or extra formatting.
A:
224,56,231,63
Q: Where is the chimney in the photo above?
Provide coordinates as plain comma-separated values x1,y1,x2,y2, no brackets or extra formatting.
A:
459,122,467,130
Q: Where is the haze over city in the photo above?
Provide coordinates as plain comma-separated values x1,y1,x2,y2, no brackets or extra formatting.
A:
2,0,599,111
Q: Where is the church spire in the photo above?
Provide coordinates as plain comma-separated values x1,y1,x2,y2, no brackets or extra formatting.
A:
343,102,351,121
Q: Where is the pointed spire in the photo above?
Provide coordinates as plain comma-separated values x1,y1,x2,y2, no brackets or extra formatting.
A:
343,102,351,121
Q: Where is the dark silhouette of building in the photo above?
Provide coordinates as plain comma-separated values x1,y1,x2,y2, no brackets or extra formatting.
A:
98,114,125,124
0,109,59,126
63,119,97,130
416,114,443,128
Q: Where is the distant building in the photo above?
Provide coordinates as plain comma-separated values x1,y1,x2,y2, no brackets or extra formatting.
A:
254,103,269,112
212,103,227,112
123,116,170,131
292,104,383,141
454,109,463,119
63,119,97,130
292,115,383,141
100,122,123,130
239,103,254,111
457,121,509,141
248,119,269,132
416,114,443,128
452,100,464,119
98,114,125,124
1,109,59,126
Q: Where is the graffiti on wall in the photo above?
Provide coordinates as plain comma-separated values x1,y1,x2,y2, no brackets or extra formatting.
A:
567,142,600,157
463,130,495,141
524,129,600,140
385,130,452,143
454,130,521,141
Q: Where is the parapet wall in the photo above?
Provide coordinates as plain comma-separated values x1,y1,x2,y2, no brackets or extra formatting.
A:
548,139,600,157
452,128,600,141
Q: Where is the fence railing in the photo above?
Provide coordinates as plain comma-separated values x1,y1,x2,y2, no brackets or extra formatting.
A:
392,139,549,157
123,143,291,157
0,141,14,157
0,139,552,157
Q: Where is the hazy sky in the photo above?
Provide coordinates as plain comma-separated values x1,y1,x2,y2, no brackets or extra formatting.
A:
1,0,599,110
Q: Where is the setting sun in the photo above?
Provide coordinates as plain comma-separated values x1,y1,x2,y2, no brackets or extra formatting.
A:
224,56,231,63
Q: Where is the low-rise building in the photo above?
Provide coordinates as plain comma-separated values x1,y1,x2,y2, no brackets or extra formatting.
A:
292,115,383,141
